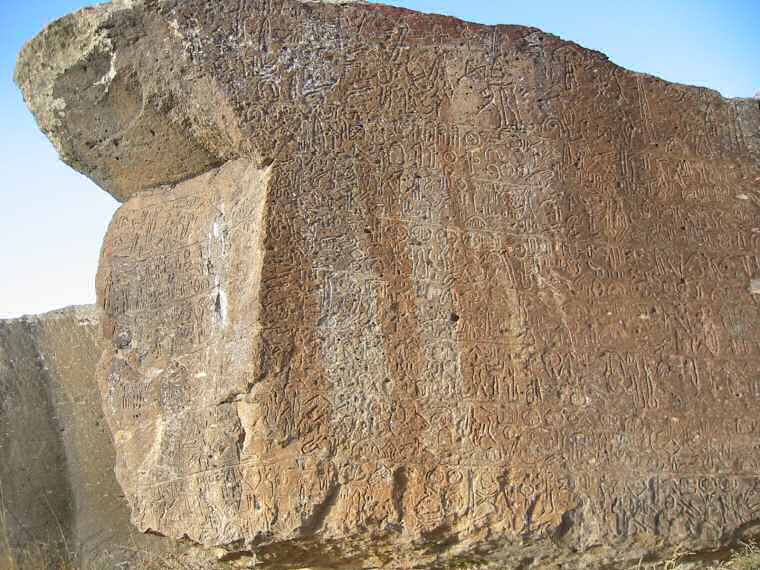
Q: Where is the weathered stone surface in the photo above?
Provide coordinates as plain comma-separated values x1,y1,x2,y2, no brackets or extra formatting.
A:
0,307,157,568
0,308,230,569
15,0,760,568
0,308,81,567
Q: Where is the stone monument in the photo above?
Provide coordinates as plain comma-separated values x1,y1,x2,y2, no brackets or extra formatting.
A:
14,0,760,567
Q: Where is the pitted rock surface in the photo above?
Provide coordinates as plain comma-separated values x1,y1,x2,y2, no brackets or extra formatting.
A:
15,0,760,568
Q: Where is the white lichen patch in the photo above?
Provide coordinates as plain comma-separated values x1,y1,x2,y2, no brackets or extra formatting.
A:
168,18,184,40
751,279,760,295
95,51,118,92
112,0,142,7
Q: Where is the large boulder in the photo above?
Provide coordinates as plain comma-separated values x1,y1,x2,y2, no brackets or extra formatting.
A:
15,0,760,568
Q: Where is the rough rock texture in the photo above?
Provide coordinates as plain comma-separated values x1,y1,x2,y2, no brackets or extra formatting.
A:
0,308,84,566
0,308,227,569
15,0,760,568
0,307,155,568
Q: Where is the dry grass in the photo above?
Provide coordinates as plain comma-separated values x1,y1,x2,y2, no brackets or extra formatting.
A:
712,541,760,570
0,542,228,570
637,541,760,570
0,547,79,570
1,477,76,570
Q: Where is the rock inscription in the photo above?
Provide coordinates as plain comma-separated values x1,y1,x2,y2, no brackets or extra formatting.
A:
15,0,760,567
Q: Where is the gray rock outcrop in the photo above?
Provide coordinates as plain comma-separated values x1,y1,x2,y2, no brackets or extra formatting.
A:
0,308,222,569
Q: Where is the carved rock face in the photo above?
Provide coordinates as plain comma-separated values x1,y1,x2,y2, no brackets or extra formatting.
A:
15,0,760,567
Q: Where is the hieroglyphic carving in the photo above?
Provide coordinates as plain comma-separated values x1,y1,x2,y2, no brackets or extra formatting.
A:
21,0,760,566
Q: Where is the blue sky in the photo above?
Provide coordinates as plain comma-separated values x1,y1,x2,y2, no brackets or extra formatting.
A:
1,1,758,318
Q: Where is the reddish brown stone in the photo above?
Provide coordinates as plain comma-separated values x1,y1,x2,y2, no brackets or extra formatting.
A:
15,1,760,567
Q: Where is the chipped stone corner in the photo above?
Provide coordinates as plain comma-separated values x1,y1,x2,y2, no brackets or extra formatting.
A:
13,2,135,151
15,0,254,202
